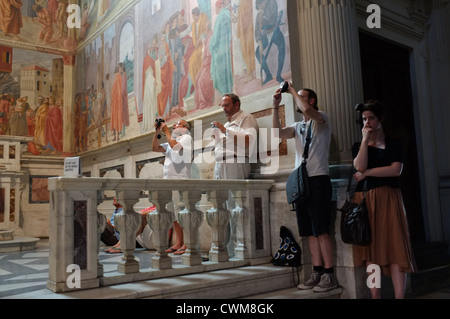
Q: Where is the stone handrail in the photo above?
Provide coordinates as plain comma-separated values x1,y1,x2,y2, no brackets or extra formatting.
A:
0,136,33,171
47,177,274,293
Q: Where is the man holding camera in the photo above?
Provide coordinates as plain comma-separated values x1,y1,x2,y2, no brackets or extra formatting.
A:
211,93,259,180
273,83,338,293
152,119,192,179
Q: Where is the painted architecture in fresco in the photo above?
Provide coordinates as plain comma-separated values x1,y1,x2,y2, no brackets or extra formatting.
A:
0,0,291,155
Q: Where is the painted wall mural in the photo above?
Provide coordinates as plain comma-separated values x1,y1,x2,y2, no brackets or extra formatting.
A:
0,0,137,53
0,0,292,156
0,47,64,155
76,0,291,152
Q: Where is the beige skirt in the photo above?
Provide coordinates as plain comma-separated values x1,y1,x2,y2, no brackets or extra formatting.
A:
352,186,417,276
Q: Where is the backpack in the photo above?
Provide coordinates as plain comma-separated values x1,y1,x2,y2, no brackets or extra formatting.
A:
272,226,301,267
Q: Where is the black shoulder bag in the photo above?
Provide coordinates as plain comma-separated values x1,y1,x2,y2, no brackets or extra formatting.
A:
286,122,312,210
338,165,371,246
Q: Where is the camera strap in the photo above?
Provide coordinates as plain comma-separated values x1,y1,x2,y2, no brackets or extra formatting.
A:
302,121,313,163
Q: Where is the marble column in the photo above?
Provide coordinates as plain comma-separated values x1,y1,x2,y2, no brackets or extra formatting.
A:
296,0,364,162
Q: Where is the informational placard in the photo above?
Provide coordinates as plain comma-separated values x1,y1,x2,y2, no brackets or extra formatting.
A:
64,157,81,177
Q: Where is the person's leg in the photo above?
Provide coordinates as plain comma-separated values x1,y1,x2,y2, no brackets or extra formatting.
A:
367,262,382,299
391,264,406,299
166,222,184,252
308,236,323,267
318,233,334,269
174,222,187,255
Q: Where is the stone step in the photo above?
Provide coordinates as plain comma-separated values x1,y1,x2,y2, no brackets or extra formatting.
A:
0,236,40,253
240,286,343,299
14,264,342,299
0,230,14,241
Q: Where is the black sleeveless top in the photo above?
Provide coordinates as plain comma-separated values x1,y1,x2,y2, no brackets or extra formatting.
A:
352,137,403,191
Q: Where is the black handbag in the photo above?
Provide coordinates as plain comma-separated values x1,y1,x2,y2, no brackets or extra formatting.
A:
286,122,312,208
338,166,371,246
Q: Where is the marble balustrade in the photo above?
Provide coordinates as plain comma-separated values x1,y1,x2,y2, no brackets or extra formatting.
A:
46,177,274,293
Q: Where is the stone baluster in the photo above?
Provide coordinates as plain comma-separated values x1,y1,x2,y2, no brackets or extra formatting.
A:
230,189,247,260
206,190,230,262
96,212,107,277
178,189,204,266
114,190,141,274
148,189,174,270
96,190,107,277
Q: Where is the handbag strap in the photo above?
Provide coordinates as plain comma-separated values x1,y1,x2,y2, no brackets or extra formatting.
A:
345,164,368,199
302,121,313,163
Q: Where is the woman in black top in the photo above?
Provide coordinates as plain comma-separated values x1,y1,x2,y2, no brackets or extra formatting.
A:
353,101,416,299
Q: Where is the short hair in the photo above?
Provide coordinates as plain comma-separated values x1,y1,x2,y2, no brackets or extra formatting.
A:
178,119,191,130
223,93,241,107
302,88,318,110
355,100,385,122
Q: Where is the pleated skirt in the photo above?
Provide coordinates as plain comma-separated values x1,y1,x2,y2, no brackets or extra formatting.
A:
352,186,417,276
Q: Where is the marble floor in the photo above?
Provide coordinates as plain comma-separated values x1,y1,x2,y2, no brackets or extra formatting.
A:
0,239,173,298
1,239,450,299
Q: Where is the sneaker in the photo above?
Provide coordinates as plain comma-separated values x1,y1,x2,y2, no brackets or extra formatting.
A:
312,273,338,293
297,271,323,290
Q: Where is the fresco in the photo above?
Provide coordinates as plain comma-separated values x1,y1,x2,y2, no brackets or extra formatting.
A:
0,0,137,53
0,47,64,155
0,0,292,155
76,0,292,152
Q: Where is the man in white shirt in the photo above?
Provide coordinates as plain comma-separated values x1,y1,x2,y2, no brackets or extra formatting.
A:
211,94,259,258
211,93,259,179
152,119,192,255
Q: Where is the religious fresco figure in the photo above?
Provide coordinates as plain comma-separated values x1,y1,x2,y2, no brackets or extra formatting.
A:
44,97,63,154
33,4,55,44
0,0,23,40
255,0,286,85
209,0,233,95
168,13,184,114
235,0,256,80
34,97,50,150
188,7,209,91
110,64,123,142
120,63,130,136
194,20,214,110
156,26,174,117
142,36,161,132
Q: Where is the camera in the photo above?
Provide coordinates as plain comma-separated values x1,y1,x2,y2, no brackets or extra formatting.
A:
155,118,165,139
155,118,165,127
280,81,289,93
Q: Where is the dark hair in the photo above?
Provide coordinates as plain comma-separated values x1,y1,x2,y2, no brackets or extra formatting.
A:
355,100,385,125
223,93,241,107
298,88,319,111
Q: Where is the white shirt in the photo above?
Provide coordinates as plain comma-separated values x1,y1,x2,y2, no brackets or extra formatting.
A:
214,110,259,161
291,111,331,177
162,133,192,179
